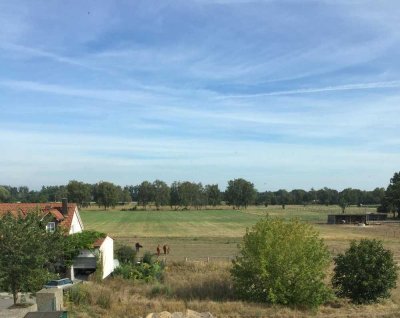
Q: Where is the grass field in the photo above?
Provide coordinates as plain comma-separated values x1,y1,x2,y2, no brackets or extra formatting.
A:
80,204,400,261
73,204,400,317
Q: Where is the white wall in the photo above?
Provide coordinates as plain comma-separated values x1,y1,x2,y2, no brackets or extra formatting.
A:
69,207,84,234
99,236,114,279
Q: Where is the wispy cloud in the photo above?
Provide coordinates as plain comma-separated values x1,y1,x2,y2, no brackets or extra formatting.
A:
218,81,400,98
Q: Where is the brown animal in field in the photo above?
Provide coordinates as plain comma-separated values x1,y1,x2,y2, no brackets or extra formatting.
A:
156,244,161,256
163,244,170,255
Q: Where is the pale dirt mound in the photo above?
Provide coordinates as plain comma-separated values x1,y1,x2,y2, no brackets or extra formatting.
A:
146,309,214,318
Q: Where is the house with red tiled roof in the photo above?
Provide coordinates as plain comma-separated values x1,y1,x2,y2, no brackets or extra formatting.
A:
0,199,115,279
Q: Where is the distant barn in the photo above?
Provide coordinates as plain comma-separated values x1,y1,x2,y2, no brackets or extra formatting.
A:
327,213,387,224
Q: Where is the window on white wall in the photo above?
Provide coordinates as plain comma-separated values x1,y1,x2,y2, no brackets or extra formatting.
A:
46,222,55,233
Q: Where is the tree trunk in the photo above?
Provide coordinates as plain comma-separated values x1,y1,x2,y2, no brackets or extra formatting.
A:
11,284,17,305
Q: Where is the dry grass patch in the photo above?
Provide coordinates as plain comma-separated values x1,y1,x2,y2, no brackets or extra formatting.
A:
67,261,400,318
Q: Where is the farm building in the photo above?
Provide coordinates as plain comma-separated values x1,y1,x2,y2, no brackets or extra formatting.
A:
327,213,387,224
0,200,115,279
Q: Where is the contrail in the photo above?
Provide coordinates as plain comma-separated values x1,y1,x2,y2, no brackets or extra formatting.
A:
218,80,400,99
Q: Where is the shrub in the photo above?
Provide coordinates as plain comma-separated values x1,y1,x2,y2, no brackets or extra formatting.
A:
67,285,92,305
114,262,164,282
116,245,137,264
142,251,155,265
231,217,331,308
332,239,398,304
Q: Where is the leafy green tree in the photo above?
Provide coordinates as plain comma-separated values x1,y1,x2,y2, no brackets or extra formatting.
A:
169,181,181,209
0,186,10,202
178,181,203,209
95,181,119,210
137,181,154,209
225,178,256,209
67,180,92,207
231,217,331,308
121,187,133,204
0,210,66,304
153,180,170,210
332,239,398,304
205,184,221,206
384,172,400,218
339,199,348,214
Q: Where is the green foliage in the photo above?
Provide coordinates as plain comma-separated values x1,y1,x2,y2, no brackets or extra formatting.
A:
153,180,170,210
0,186,10,202
231,217,331,308
384,172,400,217
116,245,137,264
64,230,106,266
0,210,66,304
142,251,155,265
137,181,154,209
226,178,256,209
67,284,92,305
67,180,92,207
205,184,221,206
114,262,164,282
332,239,398,304
94,181,119,210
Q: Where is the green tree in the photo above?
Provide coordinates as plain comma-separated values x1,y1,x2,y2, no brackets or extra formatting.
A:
95,181,119,210
137,181,154,209
178,181,203,209
153,180,170,210
225,178,256,209
332,239,398,304
121,187,133,204
0,210,66,304
385,172,400,218
0,186,10,202
67,180,92,207
231,217,331,308
169,181,181,209
205,184,221,206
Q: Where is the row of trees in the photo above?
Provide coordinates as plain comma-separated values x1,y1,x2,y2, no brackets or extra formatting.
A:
1,173,399,212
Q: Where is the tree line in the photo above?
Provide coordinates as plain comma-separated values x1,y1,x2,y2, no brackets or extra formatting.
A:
1,173,399,213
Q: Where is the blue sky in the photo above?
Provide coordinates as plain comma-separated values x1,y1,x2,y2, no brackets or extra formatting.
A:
1,0,399,191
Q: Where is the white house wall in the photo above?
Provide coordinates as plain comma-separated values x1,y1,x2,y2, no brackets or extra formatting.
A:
99,236,114,279
68,207,84,234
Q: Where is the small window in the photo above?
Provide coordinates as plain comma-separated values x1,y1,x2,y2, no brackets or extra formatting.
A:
46,222,56,233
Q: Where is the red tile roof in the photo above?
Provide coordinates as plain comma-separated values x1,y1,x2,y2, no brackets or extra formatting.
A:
93,237,105,248
0,203,77,231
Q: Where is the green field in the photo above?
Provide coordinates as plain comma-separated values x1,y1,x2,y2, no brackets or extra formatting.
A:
80,204,399,262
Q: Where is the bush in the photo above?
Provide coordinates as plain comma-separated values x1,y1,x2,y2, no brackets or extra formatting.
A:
114,262,164,282
116,245,137,264
142,251,155,265
231,217,331,308
67,285,92,306
332,239,398,304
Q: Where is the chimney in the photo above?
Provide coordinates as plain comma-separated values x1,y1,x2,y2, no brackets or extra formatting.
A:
61,198,68,215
